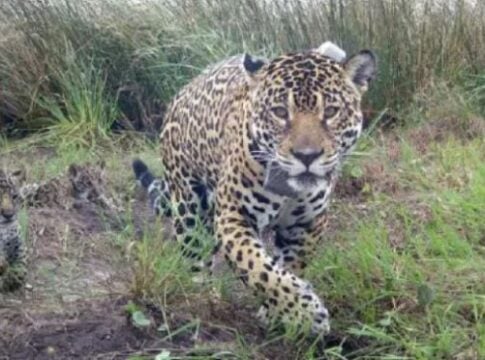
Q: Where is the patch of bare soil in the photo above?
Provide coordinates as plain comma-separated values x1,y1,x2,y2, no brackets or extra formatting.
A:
1,298,161,360
0,162,142,359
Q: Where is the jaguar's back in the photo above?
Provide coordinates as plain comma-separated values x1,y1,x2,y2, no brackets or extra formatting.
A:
159,54,255,187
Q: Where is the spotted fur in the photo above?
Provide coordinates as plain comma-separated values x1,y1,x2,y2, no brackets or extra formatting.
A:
134,48,377,334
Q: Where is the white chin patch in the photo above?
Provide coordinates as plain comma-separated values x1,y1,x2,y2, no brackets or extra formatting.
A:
264,162,329,197
287,177,320,193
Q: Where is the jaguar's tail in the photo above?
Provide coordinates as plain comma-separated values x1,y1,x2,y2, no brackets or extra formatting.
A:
132,159,171,216
132,159,155,189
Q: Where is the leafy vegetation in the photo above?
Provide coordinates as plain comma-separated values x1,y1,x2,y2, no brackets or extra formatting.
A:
1,0,485,136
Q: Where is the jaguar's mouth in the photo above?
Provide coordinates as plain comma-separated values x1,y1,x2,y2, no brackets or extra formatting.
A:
263,163,328,197
294,171,323,185
287,171,327,194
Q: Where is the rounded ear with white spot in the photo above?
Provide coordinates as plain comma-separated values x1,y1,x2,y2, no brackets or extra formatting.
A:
344,50,377,93
242,53,266,80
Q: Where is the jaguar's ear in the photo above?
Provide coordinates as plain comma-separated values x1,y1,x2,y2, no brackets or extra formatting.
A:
344,50,377,93
242,53,266,79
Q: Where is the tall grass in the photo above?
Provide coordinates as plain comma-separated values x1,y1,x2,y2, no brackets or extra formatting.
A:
1,0,484,138
36,59,119,147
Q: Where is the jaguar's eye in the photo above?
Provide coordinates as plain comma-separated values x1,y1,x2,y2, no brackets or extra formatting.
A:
324,106,340,119
271,106,289,120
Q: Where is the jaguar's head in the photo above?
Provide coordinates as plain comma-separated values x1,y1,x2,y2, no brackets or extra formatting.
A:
0,169,20,225
243,49,376,196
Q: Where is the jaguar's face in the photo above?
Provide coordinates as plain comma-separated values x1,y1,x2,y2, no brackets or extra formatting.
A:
244,50,377,196
0,170,19,225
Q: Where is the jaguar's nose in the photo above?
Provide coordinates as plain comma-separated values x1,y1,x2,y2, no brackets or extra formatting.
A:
291,149,324,167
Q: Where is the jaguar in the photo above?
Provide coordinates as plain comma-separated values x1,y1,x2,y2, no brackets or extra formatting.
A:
133,44,376,333
0,169,26,292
